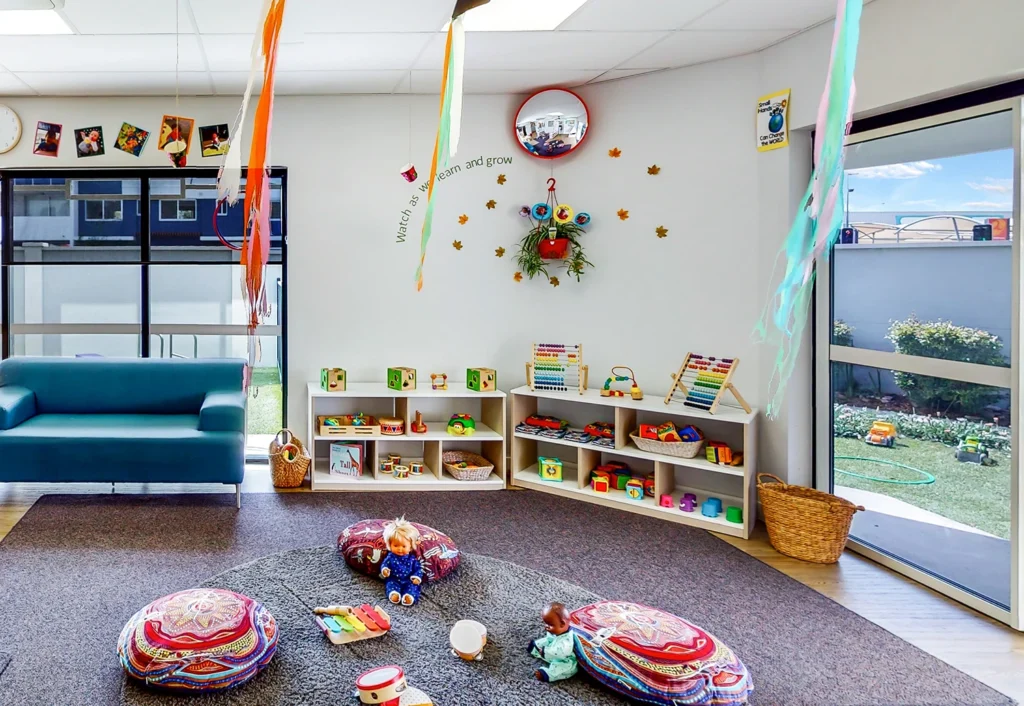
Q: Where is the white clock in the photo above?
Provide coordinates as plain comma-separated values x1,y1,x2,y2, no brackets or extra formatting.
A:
0,105,22,154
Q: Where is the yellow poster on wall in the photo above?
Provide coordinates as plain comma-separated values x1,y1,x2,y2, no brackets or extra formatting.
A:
756,89,790,152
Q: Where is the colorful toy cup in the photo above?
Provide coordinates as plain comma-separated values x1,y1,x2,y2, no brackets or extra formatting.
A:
409,461,424,476
379,460,394,474
659,494,674,508
707,497,723,514
701,500,720,518
680,497,697,513
400,163,418,183
726,506,743,524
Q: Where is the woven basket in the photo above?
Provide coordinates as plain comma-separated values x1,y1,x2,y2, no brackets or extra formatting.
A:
629,432,704,459
442,450,495,482
757,473,864,564
269,429,311,489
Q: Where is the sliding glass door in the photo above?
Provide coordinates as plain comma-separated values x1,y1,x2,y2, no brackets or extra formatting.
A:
0,169,287,455
816,99,1023,628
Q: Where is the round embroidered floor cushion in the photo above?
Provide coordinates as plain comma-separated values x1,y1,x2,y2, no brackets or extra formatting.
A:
118,588,278,692
338,519,460,582
570,601,753,706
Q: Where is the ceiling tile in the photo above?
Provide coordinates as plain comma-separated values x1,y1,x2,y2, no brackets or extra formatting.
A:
189,0,268,34
274,70,408,94
560,0,725,31
16,71,213,96
0,71,35,96
210,72,257,95
619,29,790,69
62,0,193,34
278,33,435,71
291,0,452,33
0,35,206,73
588,68,663,83
688,0,838,30
415,31,669,71
407,69,602,94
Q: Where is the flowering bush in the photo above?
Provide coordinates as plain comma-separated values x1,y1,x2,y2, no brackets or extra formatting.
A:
833,404,1010,451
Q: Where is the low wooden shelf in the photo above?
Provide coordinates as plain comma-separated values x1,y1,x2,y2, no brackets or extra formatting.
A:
510,386,757,538
307,382,506,492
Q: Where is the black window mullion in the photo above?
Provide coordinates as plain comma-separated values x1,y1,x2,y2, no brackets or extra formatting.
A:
2,175,11,359
140,178,151,357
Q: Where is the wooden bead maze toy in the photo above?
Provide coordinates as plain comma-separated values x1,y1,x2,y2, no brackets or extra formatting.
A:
526,343,589,394
665,353,751,414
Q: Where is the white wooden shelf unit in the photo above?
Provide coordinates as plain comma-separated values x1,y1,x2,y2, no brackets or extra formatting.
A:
510,386,758,538
307,382,506,491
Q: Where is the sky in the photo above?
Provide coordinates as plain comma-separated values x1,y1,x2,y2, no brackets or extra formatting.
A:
846,148,1014,214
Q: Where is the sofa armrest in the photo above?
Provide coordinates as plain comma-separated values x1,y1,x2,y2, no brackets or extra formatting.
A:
199,391,246,433
0,386,36,430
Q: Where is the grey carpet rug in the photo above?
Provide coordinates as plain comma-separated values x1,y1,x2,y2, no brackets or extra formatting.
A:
0,653,10,682
122,548,627,705
0,491,1015,706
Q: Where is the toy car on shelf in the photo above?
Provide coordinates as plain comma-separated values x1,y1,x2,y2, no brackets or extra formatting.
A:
955,435,995,466
525,415,569,431
864,421,896,448
447,414,476,436
584,421,614,439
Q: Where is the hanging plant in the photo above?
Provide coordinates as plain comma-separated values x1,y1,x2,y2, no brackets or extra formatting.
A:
515,219,593,282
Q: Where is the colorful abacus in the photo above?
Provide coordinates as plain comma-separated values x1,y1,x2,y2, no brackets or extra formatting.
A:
526,343,589,394
665,353,752,415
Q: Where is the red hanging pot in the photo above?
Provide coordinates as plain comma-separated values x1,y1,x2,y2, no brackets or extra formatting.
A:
538,237,569,260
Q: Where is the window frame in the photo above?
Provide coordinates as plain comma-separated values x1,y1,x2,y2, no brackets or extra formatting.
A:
84,198,123,222
158,198,198,222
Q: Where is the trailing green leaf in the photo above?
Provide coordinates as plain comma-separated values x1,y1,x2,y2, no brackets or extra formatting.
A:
514,221,592,282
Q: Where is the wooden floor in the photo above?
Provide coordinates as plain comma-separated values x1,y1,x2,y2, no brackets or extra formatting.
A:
2,469,1022,703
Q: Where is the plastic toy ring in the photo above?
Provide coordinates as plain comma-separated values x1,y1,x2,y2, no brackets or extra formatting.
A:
554,204,574,224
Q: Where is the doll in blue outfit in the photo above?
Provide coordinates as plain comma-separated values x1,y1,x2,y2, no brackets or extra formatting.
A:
379,517,424,606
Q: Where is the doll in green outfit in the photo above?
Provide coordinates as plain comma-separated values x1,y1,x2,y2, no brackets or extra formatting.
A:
529,602,578,682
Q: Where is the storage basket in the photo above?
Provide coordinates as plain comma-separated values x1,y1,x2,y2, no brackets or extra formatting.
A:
442,450,495,482
629,432,704,459
757,473,864,564
269,429,311,489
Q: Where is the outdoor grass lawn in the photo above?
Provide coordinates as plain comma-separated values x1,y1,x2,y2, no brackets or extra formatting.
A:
833,436,1010,539
248,367,283,435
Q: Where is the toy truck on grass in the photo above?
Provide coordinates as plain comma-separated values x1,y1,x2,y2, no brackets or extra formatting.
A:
955,435,995,466
865,421,897,448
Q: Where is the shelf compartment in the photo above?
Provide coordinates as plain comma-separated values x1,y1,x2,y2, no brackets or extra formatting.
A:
312,466,503,491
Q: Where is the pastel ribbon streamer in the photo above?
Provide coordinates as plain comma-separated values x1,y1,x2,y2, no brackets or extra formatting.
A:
754,0,862,418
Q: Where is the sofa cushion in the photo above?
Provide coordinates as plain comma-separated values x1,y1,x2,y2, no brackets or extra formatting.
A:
0,414,244,484
0,358,244,415
118,588,278,692
338,519,460,582
199,391,247,432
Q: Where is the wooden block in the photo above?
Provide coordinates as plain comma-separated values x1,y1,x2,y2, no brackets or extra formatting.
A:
467,367,496,392
320,368,346,392
387,367,417,391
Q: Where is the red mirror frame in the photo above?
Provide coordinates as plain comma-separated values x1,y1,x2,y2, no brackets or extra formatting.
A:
513,88,591,161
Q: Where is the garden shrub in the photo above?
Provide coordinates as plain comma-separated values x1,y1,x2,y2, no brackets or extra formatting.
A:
834,404,1010,450
887,317,1006,415
832,320,854,346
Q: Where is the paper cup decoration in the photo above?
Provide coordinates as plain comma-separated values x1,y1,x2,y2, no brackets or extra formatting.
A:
400,163,418,183
554,204,574,224
450,619,487,661
531,203,551,221
575,212,591,226
519,205,532,218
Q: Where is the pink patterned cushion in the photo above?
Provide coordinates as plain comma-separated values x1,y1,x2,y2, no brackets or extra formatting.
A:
338,519,460,582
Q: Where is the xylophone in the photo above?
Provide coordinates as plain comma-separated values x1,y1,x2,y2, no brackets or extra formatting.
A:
665,353,752,414
314,604,391,645
526,343,589,394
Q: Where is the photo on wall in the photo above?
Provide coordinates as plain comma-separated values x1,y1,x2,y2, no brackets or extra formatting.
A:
199,123,229,157
158,115,194,155
114,122,150,157
75,126,105,158
32,121,61,157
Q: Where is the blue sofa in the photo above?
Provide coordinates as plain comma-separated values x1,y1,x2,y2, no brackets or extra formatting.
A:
0,358,247,507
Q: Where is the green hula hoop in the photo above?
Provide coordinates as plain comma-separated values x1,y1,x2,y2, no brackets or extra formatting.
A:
834,456,936,485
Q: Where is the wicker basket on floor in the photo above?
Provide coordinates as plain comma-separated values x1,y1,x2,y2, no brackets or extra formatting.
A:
442,450,494,482
269,429,311,488
757,473,864,564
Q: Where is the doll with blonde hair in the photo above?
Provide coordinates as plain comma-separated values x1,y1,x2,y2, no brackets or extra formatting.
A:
380,517,424,606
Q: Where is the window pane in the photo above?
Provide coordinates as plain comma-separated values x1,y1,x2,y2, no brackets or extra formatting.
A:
159,200,177,220
150,265,283,325
837,111,1013,365
9,265,141,324
13,178,140,258
12,334,140,358
832,362,1010,608
179,199,196,220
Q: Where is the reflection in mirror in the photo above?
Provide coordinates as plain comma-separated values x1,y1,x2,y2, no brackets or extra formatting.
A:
514,89,589,159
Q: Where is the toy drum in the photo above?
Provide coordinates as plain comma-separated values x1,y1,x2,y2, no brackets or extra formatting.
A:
379,460,394,475
388,453,402,466
409,461,424,476
355,665,407,705
449,619,487,661
381,417,405,436
393,465,410,479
